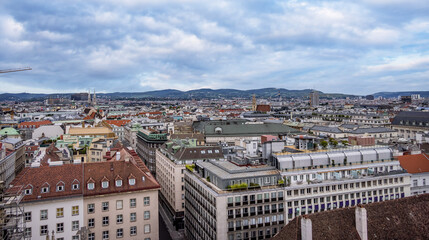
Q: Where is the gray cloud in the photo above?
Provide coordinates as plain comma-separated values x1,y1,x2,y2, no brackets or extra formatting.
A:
0,0,428,95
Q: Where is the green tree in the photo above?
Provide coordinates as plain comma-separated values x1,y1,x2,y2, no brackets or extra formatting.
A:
320,140,328,149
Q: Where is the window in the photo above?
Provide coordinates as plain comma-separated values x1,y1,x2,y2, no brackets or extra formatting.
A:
102,216,109,226
144,211,150,220
413,180,418,187
88,233,95,240
130,212,137,222
129,178,136,185
72,220,79,231
41,187,49,193
144,197,150,206
72,206,79,215
116,200,123,210
117,228,123,238
25,189,32,195
102,230,109,240
72,183,79,190
102,202,109,211
117,214,123,224
88,218,95,228
40,209,48,220
88,203,95,213
102,181,109,188
72,236,79,240
144,224,151,233
116,179,123,187
56,208,64,218
24,212,31,222
87,183,94,190
40,225,48,235
130,198,136,208
25,227,31,237
127,227,138,238
57,223,64,232
57,185,64,192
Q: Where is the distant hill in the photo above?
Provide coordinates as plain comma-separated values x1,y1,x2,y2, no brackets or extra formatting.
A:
0,88,357,101
372,91,429,98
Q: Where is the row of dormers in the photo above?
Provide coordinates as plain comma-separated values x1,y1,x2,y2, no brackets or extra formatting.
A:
24,174,147,195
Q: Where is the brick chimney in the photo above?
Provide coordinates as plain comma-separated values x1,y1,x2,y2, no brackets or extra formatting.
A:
355,205,368,240
301,216,312,240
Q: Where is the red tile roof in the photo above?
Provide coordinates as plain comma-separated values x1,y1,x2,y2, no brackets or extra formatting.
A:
398,153,429,174
83,160,159,197
10,159,159,202
256,104,271,112
9,164,83,202
273,194,429,240
104,119,131,127
18,120,52,129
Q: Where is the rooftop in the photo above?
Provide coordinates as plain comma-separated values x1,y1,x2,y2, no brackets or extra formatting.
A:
272,194,429,240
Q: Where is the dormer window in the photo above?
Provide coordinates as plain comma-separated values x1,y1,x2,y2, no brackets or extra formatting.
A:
129,178,136,186
215,150,219,153
201,150,206,154
208,150,212,154
88,183,95,190
142,176,145,182
72,179,80,190
116,180,122,187
57,185,64,192
41,187,49,193
25,189,32,195
102,181,109,188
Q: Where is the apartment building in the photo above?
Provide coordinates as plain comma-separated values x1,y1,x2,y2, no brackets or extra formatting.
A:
0,142,17,186
398,153,429,195
136,129,167,174
348,113,390,126
156,139,223,230
9,157,160,240
184,146,411,240
83,160,160,240
10,163,84,240
391,111,429,140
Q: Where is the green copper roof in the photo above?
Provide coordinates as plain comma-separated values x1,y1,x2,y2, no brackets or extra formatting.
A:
0,127,20,136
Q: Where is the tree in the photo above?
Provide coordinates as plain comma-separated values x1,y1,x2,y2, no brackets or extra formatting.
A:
332,140,338,147
320,140,328,149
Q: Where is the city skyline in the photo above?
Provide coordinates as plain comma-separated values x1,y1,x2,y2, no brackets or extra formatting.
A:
1,0,429,94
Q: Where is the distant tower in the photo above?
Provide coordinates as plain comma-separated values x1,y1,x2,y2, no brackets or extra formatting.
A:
92,89,97,105
87,90,91,105
310,90,319,107
252,94,257,111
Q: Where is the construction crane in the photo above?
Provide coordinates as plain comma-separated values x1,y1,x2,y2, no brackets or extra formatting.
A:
0,67,32,74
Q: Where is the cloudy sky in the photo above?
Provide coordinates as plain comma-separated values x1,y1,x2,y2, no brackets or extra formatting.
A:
0,0,428,95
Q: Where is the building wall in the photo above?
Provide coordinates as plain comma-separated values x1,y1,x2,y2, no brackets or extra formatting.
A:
410,172,429,195
155,149,185,227
392,125,428,140
0,152,16,186
23,197,83,240
84,190,159,240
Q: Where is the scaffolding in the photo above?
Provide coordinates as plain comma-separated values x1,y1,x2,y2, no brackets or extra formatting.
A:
0,182,26,240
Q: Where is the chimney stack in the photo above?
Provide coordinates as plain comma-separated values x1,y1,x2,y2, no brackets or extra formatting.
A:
301,216,312,240
355,205,368,240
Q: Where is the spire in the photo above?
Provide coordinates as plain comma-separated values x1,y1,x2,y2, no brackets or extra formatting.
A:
92,89,96,105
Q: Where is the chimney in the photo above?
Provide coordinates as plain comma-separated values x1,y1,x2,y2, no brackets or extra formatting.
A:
301,217,312,240
116,152,121,161
355,205,368,240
